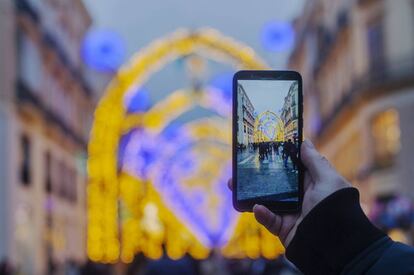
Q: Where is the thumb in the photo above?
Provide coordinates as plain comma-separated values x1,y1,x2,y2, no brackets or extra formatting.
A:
253,204,282,236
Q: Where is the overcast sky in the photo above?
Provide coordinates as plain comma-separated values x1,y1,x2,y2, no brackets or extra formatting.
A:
239,80,294,115
83,0,305,67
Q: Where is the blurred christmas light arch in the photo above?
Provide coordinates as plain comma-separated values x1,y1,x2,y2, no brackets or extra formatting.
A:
87,28,285,264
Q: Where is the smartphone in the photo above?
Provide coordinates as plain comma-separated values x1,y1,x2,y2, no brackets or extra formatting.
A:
232,70,303,213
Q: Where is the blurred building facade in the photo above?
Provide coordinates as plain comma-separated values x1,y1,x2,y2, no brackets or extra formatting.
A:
0,0,96,273
289,0,414,241
237,83,255,146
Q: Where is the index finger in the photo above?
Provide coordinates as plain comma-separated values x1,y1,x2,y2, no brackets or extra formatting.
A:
227,179,233,191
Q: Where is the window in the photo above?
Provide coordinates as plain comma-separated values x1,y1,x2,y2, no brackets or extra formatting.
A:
332,133,361,180
20,135,31,185
63,164,71,201
50,155,59,195
244,125,246,133
17,30,43,93
45,152,52,193
59,161,66,197
69,168,77,203
57,161,77,202
367,16,385,72
371,109,401,168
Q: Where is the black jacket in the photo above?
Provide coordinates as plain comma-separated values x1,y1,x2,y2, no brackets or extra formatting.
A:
286,188,414,274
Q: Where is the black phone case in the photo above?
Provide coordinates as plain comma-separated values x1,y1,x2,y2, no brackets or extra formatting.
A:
232,70,304,213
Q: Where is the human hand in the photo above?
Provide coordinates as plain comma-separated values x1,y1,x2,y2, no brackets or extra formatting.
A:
228,140,351,248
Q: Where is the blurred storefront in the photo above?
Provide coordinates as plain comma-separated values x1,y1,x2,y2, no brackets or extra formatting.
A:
0,0,101,273
289,0,414,243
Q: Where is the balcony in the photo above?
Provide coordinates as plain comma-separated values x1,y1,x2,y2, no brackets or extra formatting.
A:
313,11,351,76
337,10,350,30
313,27,335,74
15,0,93,99
16,79,87,148
316,55,414,138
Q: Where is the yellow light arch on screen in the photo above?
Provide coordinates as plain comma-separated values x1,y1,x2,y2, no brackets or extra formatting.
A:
254,111,285,142
87,28,284,263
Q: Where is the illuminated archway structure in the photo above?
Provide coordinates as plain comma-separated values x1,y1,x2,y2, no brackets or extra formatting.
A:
87,28,285,263
254,111,285,142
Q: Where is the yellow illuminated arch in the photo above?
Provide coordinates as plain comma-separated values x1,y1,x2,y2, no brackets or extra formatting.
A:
254,111,285,142
87,28,284,263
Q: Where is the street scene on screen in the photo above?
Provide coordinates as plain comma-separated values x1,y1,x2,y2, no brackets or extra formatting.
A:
237,80,299,201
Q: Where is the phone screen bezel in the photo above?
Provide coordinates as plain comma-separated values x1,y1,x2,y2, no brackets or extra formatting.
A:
232,70,304,213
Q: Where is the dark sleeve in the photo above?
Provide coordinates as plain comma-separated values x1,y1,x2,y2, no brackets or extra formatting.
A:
285,188,414,275
343,237,414,274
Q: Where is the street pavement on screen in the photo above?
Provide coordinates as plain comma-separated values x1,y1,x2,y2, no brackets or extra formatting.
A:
237,148,298,201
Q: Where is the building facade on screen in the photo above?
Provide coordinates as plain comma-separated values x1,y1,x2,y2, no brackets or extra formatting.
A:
281,81,298,141
0,0,99,273
237,83,256,147
289,0,414,243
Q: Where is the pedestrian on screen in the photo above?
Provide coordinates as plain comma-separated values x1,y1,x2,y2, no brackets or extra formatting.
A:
258,143,263,160
282,141,290,168
264,142,269,160
274,142,280,156
287,140,299,171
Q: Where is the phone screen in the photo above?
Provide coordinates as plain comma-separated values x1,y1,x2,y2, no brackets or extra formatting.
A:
236,78,300,205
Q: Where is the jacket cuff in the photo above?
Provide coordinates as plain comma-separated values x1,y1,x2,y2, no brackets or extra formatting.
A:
286,188,386,275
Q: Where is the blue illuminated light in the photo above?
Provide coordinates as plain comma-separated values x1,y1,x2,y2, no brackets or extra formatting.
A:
126,88,151,113
155,141,234,247
160,122,183,141
81,29,126,72
118,130,134,168
209,72,234,101
261,21,295,52
119,79,237,247
120,120,237,247
121,129,163,179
